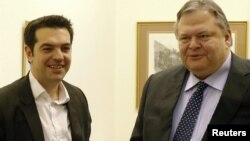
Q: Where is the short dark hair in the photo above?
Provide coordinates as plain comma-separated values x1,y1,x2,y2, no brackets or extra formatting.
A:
24,15,73,52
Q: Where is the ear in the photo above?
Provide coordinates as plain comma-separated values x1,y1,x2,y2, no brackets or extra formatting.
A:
24,45,33,63
225,29,232,47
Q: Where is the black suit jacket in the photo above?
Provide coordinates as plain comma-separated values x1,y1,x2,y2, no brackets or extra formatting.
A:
130,54,250,141
0,75,91,141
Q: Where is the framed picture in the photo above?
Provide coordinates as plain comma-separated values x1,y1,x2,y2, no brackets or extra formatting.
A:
22,21,30,76
22,48,29,76
229,21,248,58
136,21,247,108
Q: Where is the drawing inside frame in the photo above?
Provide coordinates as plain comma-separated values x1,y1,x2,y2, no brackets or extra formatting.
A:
136,21,247,108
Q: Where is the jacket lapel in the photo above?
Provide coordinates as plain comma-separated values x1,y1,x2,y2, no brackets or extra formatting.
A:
210,54,250,124
19,76,44,141
160,66,189,140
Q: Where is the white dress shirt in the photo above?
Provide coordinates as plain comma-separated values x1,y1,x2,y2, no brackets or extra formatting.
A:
29,72,72,141
170,52,231,141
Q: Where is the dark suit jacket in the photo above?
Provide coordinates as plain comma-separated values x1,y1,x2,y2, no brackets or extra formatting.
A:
0,75,91,141
130,54,250,141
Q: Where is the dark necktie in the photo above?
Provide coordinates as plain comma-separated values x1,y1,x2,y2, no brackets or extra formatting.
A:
173,81,208,141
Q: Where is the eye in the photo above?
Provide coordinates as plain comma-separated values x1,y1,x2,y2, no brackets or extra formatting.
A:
198,34,210,40
42,46,52,52
179,36,190,43
61,45,71,52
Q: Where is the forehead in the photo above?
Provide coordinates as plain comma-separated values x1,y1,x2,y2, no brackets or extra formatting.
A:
179,10,216,25
35,27,70,35
177,10,220,34
35,27,70,42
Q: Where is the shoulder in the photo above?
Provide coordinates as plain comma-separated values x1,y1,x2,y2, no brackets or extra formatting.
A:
151,64,187,81
0,76,28,109
62,81,83,93
142,64,188,93
231,54,250,74
0,77,27,98
62,81,89,103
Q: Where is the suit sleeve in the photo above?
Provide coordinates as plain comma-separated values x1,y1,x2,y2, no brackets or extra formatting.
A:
0,109,6,141
130,75,153,141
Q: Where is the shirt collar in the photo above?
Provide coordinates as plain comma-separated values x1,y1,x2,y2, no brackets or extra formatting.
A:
29,72,70,104
185,52,231,91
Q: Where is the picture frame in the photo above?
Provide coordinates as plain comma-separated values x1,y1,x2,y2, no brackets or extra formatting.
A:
229,21,248,58
22,21,30,76
22,47,29,76
136,21,247,108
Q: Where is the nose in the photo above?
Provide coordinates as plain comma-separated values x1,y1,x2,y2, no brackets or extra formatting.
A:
189,37,200,49
53,49,63,61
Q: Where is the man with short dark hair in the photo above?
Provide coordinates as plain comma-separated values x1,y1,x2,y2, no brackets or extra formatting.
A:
0,15,91,141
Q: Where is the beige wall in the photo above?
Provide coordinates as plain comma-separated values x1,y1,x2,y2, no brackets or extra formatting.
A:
0,0,249,141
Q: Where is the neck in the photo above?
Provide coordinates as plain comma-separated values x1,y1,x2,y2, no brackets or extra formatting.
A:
43,83,60,100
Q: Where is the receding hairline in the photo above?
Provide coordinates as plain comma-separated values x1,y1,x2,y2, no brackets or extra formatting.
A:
174,0,230,37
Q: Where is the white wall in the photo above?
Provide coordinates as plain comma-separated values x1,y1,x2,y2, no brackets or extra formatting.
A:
0,0,250,141
114,0,184,140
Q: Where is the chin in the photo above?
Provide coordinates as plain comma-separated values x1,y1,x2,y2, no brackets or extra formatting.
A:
52,75,65,81
188,65,207,73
